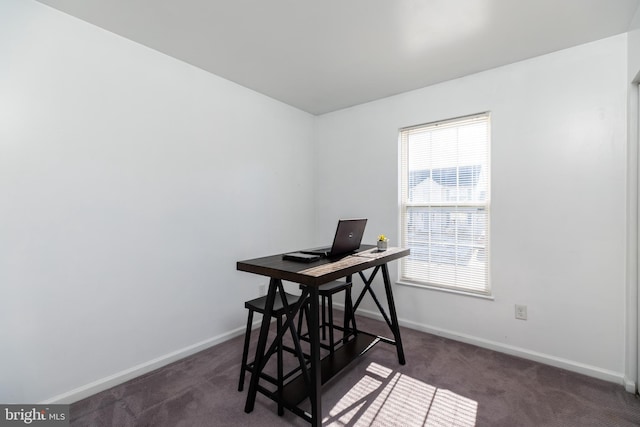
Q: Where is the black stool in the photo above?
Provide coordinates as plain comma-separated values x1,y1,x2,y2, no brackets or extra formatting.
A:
298,280,357,353
238,291,301,416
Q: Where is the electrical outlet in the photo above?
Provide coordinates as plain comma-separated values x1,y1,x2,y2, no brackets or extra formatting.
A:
515,304,527,320
258,284,267,297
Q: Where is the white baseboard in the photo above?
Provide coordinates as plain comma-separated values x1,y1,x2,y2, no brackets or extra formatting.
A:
336,303,630,390
41,324,253,404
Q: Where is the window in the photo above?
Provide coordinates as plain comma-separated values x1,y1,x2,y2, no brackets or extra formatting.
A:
399,113,490,295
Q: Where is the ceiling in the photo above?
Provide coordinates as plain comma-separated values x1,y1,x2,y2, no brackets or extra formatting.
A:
35,0,640,115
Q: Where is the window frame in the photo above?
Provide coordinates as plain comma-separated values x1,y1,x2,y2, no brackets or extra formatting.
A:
398,113,491,297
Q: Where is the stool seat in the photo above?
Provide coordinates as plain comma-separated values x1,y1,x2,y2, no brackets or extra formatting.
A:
298,280,357,354
317,280,352,294
245,292,299,316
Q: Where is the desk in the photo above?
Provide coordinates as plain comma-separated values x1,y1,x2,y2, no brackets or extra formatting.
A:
237,245,409,426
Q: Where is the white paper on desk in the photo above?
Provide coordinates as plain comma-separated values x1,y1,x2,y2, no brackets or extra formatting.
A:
353,249,380,259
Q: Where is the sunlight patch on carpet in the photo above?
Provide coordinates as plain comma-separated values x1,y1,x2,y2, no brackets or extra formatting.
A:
324,363,477,426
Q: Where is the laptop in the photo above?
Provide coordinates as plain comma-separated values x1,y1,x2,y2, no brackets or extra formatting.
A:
301,218,367,258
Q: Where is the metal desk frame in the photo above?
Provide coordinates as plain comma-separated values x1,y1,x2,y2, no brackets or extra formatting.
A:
237,245,409,426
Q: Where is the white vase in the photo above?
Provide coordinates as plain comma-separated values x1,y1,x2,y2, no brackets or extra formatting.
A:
377,240,388,251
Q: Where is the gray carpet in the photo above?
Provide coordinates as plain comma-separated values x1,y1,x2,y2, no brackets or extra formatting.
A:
70,314,640,426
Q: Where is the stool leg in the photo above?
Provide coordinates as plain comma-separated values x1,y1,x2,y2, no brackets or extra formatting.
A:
342,288,350,342
304,303,311,340
297,300,305,336
238,309,254,392
347,286,358,337
321,295,326,340
344,287,357,340
327,294,335,353
277,316,284,416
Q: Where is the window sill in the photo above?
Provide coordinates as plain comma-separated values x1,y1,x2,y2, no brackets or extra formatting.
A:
396,280,494,300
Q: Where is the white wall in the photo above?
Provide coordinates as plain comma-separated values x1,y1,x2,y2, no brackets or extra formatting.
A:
630,7,640,80
0,0,315,403
316,35,629,382
629,3,640,392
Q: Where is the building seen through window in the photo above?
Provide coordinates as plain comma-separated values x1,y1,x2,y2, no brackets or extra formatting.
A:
400,113,490,295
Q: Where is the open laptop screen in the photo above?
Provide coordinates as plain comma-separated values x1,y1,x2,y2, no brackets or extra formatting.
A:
329,218,367,256
302,218,367,257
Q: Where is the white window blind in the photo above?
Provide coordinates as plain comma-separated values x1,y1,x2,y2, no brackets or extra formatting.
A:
399,113,490,295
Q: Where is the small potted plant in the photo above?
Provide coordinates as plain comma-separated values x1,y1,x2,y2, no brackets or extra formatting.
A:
377,234,388,251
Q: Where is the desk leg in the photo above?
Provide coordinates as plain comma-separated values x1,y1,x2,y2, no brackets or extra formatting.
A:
307,286,322,427
381,264,405,365
244,278,278,413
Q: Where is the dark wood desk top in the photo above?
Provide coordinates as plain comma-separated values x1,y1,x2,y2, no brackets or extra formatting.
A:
237,245,410,287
